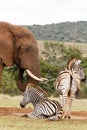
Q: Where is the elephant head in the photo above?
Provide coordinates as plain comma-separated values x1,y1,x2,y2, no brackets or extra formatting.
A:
0,21,45,91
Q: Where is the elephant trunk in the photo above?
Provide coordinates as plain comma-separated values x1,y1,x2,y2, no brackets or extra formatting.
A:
17,69,42,92
17,70,28,91
17,69,47,92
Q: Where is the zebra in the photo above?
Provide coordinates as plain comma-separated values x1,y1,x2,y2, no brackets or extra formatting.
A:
20,83,63,120
25,99,63,120
55,57,86,119
20,83,48,107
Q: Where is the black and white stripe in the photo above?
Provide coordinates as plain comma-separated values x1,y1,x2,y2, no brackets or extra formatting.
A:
20,83,48,107
20,83,63,120
25,99,63,120
55,58,86,119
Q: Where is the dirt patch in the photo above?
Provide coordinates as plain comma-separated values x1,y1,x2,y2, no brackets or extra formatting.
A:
0,107,32,116
71,111,87,120
0,107,87,120
72,111,87,117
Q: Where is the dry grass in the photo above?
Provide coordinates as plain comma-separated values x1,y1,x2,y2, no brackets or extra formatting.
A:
37,40,87,56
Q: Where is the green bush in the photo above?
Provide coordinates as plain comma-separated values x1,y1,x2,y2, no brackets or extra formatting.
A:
40,59,60,96
40,41,87,97
0,67,21,96
0,41,87,98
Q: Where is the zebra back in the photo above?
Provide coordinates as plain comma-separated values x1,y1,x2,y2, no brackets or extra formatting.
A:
27,83,48,97
55,57,86,96
27,83,49,104
54,70,69,93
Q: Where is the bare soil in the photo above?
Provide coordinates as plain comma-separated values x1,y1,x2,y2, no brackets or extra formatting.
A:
0,107,32,116
0,107,87,120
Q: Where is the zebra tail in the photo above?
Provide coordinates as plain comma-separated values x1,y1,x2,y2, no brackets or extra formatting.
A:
68,89,71,97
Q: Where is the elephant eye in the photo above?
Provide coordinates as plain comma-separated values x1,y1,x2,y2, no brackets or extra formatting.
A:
25,47,30,52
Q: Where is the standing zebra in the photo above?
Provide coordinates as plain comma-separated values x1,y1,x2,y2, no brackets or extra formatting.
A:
20,83,63,120
55,57,86,119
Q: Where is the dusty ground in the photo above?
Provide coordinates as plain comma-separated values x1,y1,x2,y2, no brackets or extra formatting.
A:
0,107,87,120
0,107,32,116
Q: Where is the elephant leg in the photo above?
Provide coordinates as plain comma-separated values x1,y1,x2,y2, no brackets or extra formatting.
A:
0,59,3,85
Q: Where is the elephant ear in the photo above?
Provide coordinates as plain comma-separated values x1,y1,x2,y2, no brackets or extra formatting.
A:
0,25,14,67
9,24,34,39
0,41,13,66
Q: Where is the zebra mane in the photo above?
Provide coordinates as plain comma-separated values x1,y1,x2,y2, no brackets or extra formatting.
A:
66,57,78,70
27,83,49,97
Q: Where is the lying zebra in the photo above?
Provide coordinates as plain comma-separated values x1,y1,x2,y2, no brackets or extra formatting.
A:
55,57,86,119
19,83,63,120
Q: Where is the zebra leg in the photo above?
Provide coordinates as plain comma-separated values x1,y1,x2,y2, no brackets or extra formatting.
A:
67,95,75,119
26,112,38,118
27,107,47,119
26,111,45,119
63,98,69,119
59,95,64,107
48,115,59,121
59,95,68,119
67,97,72,119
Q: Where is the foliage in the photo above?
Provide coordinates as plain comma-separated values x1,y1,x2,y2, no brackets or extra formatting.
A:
0,41,87,97
40,41,87,97
80,57,87,98
0,66,21,96
40,59,59,96
62,46,82,59
25,21,87,43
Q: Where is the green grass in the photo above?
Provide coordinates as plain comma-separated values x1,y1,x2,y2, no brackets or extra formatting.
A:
0,94,87,130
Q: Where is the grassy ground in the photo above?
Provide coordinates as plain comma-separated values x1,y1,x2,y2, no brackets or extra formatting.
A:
0,94,87,130
0,116,87,130
0,94,87,111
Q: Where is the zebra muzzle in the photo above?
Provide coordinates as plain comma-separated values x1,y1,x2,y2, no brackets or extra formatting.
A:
20,102,25,108
81,76,86,82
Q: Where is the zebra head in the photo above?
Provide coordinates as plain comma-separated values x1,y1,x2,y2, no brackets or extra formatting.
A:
20,83,48,108
20,86,31,108
75,60,86,82
67,57,86,82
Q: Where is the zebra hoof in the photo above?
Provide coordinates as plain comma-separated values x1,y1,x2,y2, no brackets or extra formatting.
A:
20,102,25,108
64,115,71,119
68,116,71,119
64,115,67,119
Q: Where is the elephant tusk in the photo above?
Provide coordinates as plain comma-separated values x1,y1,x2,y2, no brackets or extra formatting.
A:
26,69,47,82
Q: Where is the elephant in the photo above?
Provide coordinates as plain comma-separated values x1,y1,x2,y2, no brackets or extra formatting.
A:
0,21,45,91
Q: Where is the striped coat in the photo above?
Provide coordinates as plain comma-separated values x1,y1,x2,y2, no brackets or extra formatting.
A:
55,58,86,119
20,83,63,120
20,83,48,107
26,99,63,120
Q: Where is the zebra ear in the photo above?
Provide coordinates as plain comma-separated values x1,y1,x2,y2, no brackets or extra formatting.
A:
26,85,29,91
75,60,81,65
